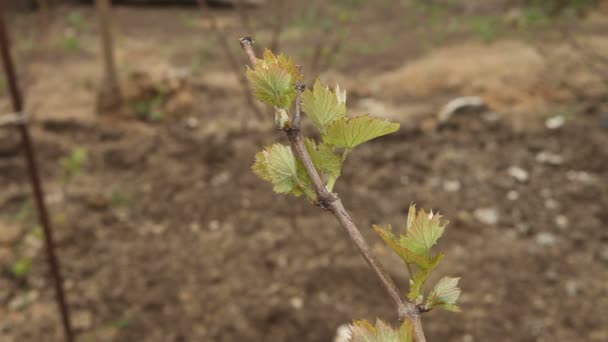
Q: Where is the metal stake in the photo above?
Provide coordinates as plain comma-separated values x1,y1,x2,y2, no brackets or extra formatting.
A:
0,7,74,342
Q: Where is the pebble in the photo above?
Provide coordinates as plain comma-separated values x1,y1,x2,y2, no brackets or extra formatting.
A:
443,180,461,192
208,220,220,231
210,171,231,187
535,152,564,165
564,280,580,297
473,208,499,225
185,116,199,129
535,232,558,247
289,297,303,310
508,166,529,182
555,215,568,229
506,190,519,201
545,116,565,129
566,170,595,183
544,198,559,210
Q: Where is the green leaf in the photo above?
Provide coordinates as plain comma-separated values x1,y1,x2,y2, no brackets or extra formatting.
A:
407,253,444,302
400,207,447,257
323,115,399,148
350,319,413,342
373,225,432,269
302,79,346,131
426,277,462,312
11,257,33,278
252,144,314,199
246,50,302,109
304,138,342,181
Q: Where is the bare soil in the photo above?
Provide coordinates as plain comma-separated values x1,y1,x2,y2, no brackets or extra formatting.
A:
1,2,607,341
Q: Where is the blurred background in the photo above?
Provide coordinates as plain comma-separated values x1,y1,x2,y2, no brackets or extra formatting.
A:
0,0,607,341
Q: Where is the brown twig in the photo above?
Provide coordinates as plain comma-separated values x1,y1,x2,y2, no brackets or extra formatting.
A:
0,8,74,342
197,1,264,120
239,37,427,342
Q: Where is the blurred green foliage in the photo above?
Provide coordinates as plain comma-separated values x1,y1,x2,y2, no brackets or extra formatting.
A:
61,147,88,184
11,257,33,278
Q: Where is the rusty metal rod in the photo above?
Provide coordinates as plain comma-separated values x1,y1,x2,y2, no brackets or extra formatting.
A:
0,8,74,342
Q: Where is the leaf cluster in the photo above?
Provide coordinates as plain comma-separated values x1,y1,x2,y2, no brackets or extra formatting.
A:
349,319,413,342
374,205,461,312
249,51,399,200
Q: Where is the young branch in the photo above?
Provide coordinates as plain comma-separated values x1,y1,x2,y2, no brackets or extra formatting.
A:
239,37,427,342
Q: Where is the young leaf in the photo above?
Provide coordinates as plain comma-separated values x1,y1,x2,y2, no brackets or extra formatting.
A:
407,253,444,303
373,225,432,269
302,79,346,131
400,208,447,257
426,277,462,312
252,144,314,199
323,115,399,149
246,50,302,109
350,319,413,342
305,138,342,181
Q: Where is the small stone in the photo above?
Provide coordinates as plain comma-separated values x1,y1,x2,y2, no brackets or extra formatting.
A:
566,170,595,183
210,171,231,187
507,166,529,182
443,180,461,192
535,232,558,247
545,116,565,129
208,220,220,231
535,152,564,165
564,280,580,297
0,219,23,245
185,116,199,129
400,175,409,185
473,208,499,225
506,190,519,201
555,215,568,229
544,198,559,210
289,297,304,310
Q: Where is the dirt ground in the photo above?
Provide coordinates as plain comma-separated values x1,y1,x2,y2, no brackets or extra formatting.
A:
1,1,607,341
